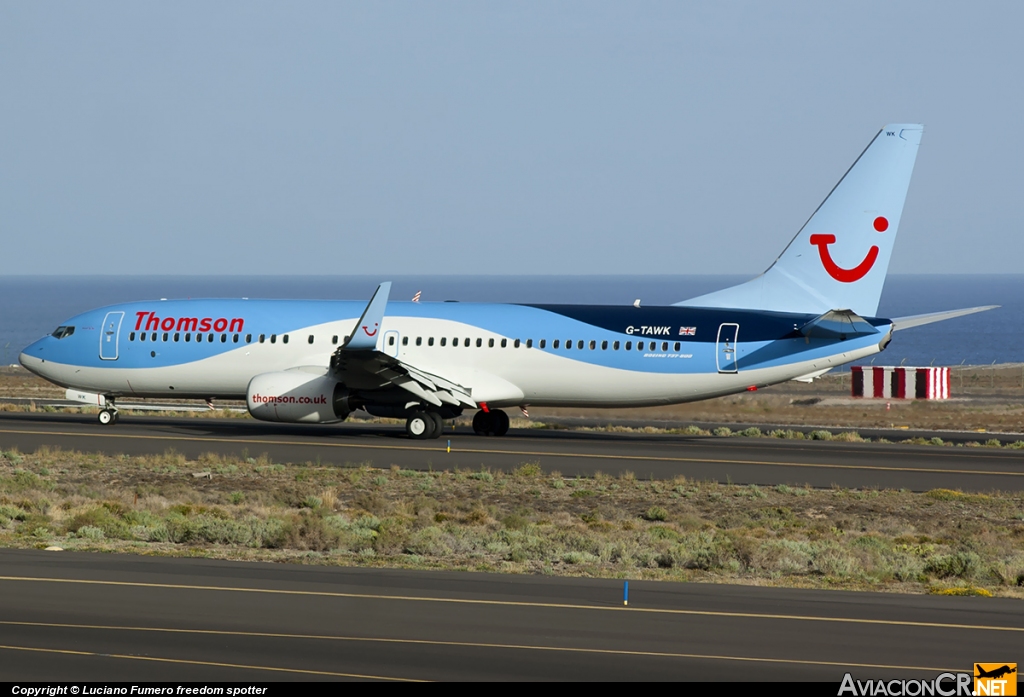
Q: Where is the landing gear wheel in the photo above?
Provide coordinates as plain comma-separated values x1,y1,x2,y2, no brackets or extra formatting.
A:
428,412,444,438
472,410,494,435
406,411,436,440
491,409,510,436
98,409,116,426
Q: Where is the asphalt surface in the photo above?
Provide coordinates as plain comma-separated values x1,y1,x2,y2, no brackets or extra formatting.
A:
2,412,1024,492
0,549,1018,682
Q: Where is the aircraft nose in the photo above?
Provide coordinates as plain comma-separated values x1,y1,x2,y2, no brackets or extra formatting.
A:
19,338,47,374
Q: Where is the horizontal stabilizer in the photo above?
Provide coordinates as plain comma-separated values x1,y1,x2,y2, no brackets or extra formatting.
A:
800,310,879,340
891,305,998,331
342,282,392,351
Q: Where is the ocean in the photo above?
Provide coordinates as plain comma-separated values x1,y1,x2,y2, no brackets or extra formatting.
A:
1,275,1020,369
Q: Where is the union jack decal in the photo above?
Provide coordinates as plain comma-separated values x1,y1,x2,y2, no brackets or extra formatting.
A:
679,326,696,336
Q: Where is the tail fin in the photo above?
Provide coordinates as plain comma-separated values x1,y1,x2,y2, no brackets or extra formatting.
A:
677,124,923,316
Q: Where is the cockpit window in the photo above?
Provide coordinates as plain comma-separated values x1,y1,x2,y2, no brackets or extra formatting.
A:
51,326,75,339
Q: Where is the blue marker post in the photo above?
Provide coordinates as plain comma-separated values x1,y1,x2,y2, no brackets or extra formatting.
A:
623,580,629,607
447,439,451,454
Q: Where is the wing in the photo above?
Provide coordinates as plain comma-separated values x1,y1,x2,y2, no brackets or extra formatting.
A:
331,348,476,408
330,282,477,409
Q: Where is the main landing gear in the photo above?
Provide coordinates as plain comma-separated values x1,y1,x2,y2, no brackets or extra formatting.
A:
472,409,509,436
405,410,445,440
97,408,119,425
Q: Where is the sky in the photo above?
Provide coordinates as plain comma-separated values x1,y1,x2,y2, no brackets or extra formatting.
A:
1,2,1021,276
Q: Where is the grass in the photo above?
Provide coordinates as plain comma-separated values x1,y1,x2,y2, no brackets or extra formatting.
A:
1,446,1023,596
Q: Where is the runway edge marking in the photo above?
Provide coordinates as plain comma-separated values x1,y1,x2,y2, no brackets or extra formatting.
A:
0,428,1020,478
0,643,423,681
0,576,1020,633
0,621,958,674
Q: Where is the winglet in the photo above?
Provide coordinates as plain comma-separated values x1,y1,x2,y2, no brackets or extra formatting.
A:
342,282,392,350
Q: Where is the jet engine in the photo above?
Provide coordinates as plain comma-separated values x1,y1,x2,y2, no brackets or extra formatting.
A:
246,371,353,424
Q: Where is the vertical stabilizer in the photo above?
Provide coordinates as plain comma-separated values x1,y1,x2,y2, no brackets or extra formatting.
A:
677,124,923,316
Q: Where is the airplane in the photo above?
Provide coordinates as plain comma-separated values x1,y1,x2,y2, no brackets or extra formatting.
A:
19,123,995,439
975,665,1016,680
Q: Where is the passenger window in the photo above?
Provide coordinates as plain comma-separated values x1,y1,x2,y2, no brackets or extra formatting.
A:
501,338,507,348
388,335,395,346
566,339,572,350
152,333,158,341
539,339,546,349
309,335,315,344
601,340,608,350
464,338,470,347
140,333,147,342
637,341,644,351
428,337,434,346
613,341,620,350
578,340,584,350
246,334,252,343
174,333,180,342
129,332,136,341
259,334,265,343
625,341,632,350
488,338,494,348
332,335,338,345
185,333,191,342
440,337,447,347
163,333,169,342
526,339,533,348
476,338,482,347
233,334,240,343
514,339,520,348
416,337,422,346
220,334,227,343
589,340,595,350
402,336,409,346
196,334,202,343
207,333,213,342
270,335,277,344
283,335,289,344
553,340,559,349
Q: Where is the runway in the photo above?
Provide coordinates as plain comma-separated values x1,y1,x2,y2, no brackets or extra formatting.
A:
0,549,1018,681
2,412,1024,491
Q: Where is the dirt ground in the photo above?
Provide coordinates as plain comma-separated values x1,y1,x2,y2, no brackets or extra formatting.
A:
3,364,1024,433
2,449,1021,596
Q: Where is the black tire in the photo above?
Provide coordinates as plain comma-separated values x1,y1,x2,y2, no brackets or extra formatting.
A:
98,409,114,426
472,410,494,435
406,411,436,440
428,412,444,438
492,409,510,436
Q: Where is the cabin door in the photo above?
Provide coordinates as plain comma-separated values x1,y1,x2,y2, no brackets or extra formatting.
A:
99,311,124,361
716,323,739,373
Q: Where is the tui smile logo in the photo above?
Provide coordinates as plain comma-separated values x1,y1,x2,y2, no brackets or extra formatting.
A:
810,217,888,283
362,323,379,337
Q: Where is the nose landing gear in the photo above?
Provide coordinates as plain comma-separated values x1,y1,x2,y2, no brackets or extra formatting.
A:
97,408,119,425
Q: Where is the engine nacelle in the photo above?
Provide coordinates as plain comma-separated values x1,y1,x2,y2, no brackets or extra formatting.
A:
246,371,352,424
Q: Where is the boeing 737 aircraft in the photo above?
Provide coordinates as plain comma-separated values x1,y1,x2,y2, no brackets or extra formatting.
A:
20,124,994,439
